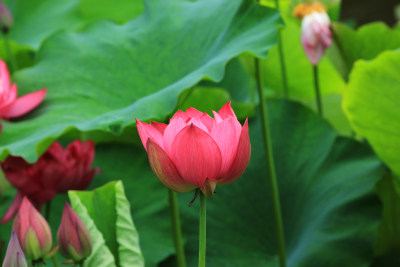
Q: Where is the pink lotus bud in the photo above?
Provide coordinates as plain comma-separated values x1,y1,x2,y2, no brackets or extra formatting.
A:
2,231,28,267
294,2,332,65
12,197,52,260
136,102,251,196
0,2,13,34
57,202,92,262
1,140,99,223
0,58,46,119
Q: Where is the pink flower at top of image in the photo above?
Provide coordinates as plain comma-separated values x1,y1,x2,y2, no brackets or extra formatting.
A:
0,58,46,119
136,102,251,196
294,2,332,65
1,140,100,223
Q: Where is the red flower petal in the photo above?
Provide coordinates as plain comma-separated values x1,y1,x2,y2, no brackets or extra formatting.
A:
217,101,236,119
184,107,202,119
1,192,23,223
170,110,188,122
150,121,167,135
0,59,10,92
171,124,222,186
210,117,242,178
219,119,251,185
163,117,186,156
136,119,164,151
200,112,215,133
2,88,47,118
147,138,194,193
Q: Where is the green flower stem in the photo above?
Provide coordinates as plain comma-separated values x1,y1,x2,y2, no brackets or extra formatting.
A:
254,58,287,267
198,193,206,267
277,26,288,97
168,189,187,267
313,65,323,116
3,34,17,73
44,201,52,221
51,254,61,267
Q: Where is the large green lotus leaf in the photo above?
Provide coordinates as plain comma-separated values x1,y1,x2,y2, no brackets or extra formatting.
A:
79,0,144,23
177,99,383,266
0,0,282,162
3,0,84,50
90,99,383,266
69,181,144,267
330,22,400,80
343,50,400,177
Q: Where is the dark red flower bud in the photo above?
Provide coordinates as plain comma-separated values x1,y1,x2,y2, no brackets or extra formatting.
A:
57,203,92,262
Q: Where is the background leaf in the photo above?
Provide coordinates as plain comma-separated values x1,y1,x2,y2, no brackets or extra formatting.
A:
343,50,400,178
330,22,400,80
69,181,144,267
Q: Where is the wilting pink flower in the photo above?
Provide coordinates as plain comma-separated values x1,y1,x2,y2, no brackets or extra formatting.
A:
136,102,251,196
2,231,28,267
0,58,46,119
13,197,52,261
57,203,92,263
294,2,332,65
1,140,99,223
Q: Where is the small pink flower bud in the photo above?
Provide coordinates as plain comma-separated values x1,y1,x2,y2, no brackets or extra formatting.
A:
0,1,13,34
294,2,332,65
2,231,28,267
57,203,92,263
12,197,52,261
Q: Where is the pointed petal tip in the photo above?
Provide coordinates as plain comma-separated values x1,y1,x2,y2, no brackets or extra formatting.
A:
2,88,47,118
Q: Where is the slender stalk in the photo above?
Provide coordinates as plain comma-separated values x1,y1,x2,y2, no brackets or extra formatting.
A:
51,254,61,267
277,26,288,97
198,193,206,267
313,65,323,116
3,34,17,73
274,0,280,11
168,189,187,267
44,201,51,221
254,58,286,267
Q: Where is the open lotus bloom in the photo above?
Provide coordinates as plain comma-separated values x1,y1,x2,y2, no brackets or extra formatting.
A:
294,2,332,65
1,140,100,223
136,102,251,196
0,58,46,119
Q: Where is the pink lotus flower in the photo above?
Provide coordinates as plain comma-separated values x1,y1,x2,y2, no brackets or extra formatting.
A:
13,197,52,261
57,203,92,263
300,11,332,65
136,102,251,196
1,140,99,223
0,58,46,119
